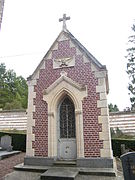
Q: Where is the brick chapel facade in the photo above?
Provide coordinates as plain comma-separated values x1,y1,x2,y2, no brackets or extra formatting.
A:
25,17,113,168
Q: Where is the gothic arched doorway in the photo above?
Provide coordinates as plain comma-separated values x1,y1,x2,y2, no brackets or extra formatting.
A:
57,96,77,160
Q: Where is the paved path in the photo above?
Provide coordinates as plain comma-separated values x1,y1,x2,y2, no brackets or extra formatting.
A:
0,152,25,180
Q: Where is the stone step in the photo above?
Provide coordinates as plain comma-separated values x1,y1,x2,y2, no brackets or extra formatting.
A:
79,168,116,176
53,160,76,167
41,167,79,180
14,163,48,173
14,164,116,177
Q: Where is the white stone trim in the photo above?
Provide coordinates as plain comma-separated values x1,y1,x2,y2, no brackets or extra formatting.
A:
95,71,107,78
97,100,107,108
101,108,108,116
95,73,113,158
83,55,89,63
46,51,52,59
91,63,98,72
100,93,107,100
43,74,87,159
57,33,69,41
26,80,36,157
69,40,75,48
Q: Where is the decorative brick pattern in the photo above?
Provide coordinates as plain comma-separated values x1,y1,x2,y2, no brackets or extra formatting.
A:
32,36,103,158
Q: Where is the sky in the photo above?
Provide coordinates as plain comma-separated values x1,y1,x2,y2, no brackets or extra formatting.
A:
0,0,135,110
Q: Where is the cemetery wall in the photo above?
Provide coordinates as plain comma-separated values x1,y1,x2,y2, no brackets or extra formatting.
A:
0,110,135,134
110,111,135,135
0,110,27,130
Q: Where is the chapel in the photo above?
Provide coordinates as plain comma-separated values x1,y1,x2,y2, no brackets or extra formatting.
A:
25,14,113,169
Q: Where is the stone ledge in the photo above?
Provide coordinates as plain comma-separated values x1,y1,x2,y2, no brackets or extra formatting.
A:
77,158,113,168
24,156,54,166
24,157,114,169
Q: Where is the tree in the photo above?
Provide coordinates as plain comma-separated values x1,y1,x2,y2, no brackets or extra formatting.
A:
108,103,119,112
0,63,28,110
126,24,135,110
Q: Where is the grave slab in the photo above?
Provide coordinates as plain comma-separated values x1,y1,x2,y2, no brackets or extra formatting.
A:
0,150,20,160
40,167,79,180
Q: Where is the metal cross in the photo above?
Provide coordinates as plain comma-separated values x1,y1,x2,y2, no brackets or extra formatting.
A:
59,14,70,30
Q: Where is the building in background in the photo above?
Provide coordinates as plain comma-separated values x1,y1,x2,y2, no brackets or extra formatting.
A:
0,0,4,30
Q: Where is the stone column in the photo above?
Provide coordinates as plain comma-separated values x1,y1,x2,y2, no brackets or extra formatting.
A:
95,71,113,158
75,109,84,158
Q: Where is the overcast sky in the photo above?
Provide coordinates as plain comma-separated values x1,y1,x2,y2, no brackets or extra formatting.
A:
0,0,135,110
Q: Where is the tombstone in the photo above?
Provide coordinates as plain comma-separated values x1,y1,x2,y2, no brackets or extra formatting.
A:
120,152,135,180
0,135,13,151
121,144,129,154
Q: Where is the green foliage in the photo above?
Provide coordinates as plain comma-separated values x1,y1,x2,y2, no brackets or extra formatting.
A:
0,63,28,110
108,103,119,112
126,24,135,109
110,127,135,139
110,127,123,138
111,138,135,157
0,132,26,152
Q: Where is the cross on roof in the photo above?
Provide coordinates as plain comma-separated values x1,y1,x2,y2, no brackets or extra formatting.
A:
59,14,70,31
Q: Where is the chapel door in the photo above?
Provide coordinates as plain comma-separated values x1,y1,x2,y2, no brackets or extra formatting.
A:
58,96,77,160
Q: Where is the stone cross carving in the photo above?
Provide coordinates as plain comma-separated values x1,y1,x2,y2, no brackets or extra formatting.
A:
59,14,70,30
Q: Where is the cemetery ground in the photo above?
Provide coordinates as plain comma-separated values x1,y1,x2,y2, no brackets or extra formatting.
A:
0,152,124,180
0,152,25,180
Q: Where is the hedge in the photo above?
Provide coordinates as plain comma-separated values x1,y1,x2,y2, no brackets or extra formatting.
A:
0,132,135,156
0,132,26,152
111,138,135,157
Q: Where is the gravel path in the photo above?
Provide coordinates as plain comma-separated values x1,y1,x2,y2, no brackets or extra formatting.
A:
0,152,25,180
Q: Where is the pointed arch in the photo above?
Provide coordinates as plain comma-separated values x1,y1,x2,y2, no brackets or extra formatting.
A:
59,95,76,139
43,74,87,158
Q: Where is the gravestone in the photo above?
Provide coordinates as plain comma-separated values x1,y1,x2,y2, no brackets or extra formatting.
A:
120,152,135,180
121,144,129,154
0,135,12,151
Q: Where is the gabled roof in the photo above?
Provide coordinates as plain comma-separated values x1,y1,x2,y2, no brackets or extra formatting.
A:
27,29,106,81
